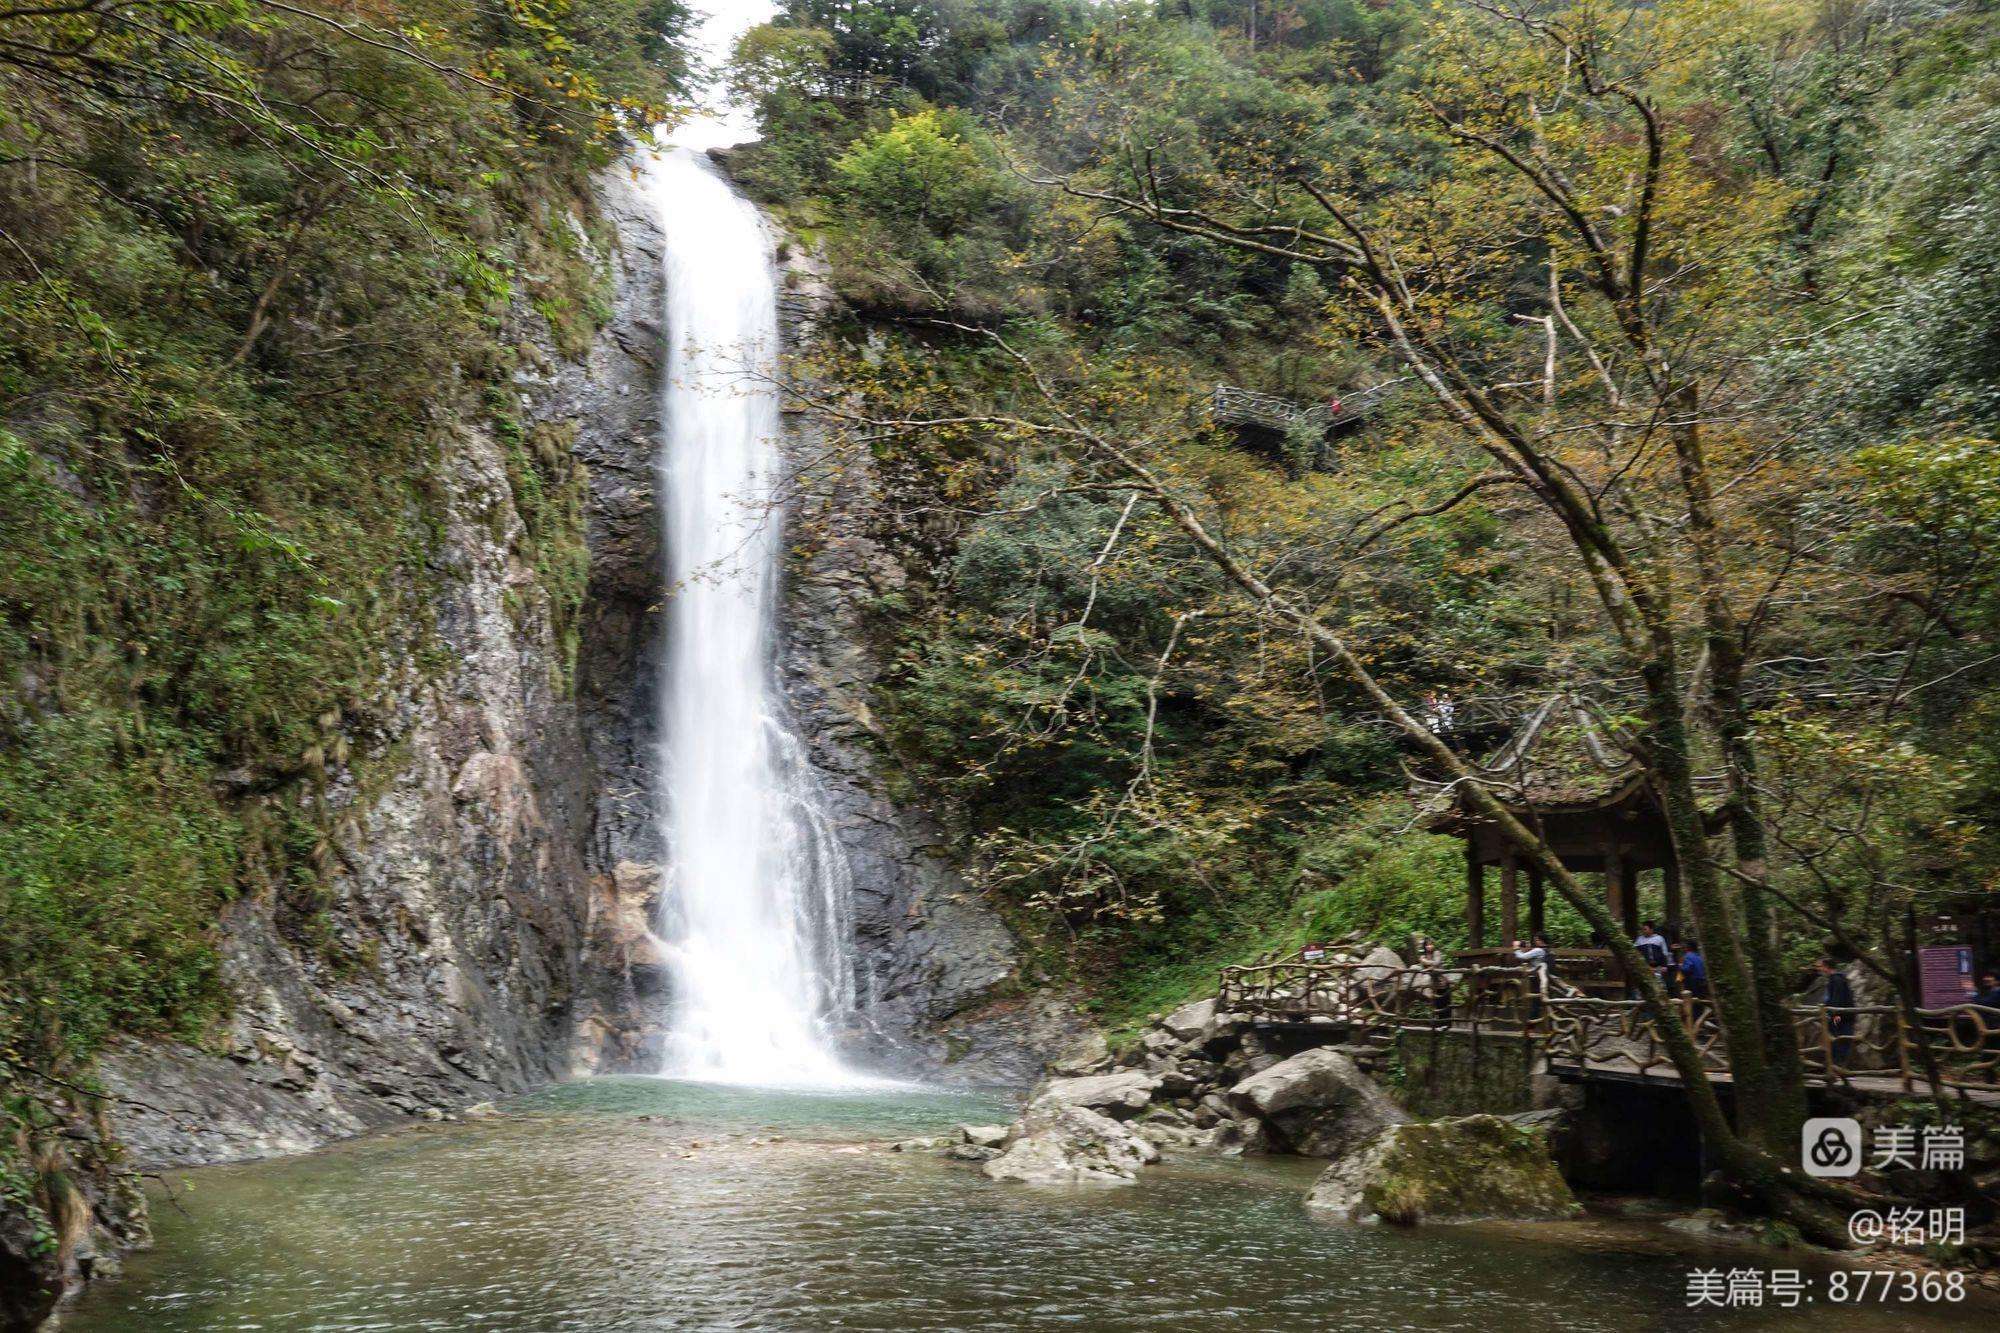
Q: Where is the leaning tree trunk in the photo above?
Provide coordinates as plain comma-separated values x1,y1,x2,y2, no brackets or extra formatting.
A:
1665,391,1813,1153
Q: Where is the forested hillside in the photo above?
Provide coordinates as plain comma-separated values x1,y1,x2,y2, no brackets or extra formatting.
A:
726,0,2000,1033
1,0,684,1291
6,0,2000,1299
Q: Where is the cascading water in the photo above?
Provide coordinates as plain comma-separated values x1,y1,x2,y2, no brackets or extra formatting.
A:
642,1,864,1086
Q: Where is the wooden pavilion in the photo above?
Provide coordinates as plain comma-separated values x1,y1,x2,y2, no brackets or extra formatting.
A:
1410,696,1714,963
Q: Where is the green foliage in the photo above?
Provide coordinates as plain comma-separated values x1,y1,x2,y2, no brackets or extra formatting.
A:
0,0,687,1086
744,0,2000,1027
834,110,991,232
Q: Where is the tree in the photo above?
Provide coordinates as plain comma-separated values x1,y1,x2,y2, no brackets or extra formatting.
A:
805,0,1885,1237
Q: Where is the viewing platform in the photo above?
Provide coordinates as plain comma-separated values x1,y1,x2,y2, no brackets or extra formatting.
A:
1217,949,2000,1104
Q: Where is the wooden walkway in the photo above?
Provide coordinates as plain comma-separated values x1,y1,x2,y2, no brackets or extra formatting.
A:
1218,954,2000,1102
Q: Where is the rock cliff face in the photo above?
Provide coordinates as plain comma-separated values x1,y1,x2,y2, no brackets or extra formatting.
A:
99,159,1065,1171
568,158,1078,1085
101,327,605,1168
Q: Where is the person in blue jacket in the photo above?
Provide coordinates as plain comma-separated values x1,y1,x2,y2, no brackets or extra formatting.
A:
1673,940,1708,1000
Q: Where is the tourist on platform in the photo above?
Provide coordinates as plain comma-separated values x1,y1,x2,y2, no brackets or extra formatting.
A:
1950,969,2000,1049
1972,970,2000,1012
1632,920,1670,997
1413,935,1451,1019
1674,940,1708,1001
1512,934,1550,1020
1816,956,1856,1068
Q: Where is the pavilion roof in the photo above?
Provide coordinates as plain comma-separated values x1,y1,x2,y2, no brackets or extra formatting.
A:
1410,694,1725,825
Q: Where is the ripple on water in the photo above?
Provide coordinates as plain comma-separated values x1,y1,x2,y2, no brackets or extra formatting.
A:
67,1079,1982,1332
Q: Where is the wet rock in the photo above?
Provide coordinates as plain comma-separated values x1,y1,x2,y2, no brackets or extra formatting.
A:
1228,1048,1408,1157
1214,1116,1271,1157
948,1143,1003,1163
890,1136,951,1153
983,1105,1161,1185
1306,1115,1579,1225
957,1123,1009,1149
1029,1070,1162,1119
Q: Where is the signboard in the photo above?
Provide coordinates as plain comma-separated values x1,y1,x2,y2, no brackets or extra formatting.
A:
1301,943,1327,962
1918,945,1975,1009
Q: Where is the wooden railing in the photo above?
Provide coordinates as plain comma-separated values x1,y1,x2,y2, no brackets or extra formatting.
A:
1544,995,2000,1095
1217,960,2000,1095
1210,382,1393,436
1219,960,1546,1038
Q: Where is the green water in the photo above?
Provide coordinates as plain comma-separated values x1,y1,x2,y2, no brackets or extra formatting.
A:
67,1079,1981,1331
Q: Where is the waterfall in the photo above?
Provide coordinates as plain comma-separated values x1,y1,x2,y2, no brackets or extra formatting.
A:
642,1,863,1086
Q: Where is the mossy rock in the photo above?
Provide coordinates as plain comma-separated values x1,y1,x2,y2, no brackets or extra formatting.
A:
1306,1114,1579,1225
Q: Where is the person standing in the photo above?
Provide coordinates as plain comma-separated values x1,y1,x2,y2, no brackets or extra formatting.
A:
1413,935,1451,1019
1972,970,2000,1012
1675,940,1708,1000
1513,934,1550,1021
1633,920,1669,996
1816,956,1856,1068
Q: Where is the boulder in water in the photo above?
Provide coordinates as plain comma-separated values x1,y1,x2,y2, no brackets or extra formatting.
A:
889,1136,951,1153
1305,1115,1579,1225
1028,1069,1161,1119
1227,1048,1407,1157
983,1105,1161,1185
957,1123,1009,1149
947,1142,1002,1162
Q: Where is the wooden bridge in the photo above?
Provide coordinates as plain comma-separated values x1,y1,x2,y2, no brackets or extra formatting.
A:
1211,383,1393,440
1217,952,2000,1101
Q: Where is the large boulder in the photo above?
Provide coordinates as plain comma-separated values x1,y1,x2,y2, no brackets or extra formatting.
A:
1351,945,1404,986
1227,1048,1407,1157
983,1105,1161,1185
1306,1115,1580,1225
1029,1069,1161,1119
1048,1030,1113,1077
1160,998,1218,1042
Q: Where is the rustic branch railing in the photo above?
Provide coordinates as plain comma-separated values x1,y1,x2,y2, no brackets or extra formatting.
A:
1544,996,2000,1095
1219,960,1545,1038
1217,961,2000,1095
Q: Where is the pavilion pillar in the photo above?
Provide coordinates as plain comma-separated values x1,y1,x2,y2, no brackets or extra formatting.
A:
1602,838,1625,945
1499,853,1520,945
1528,865,1546,941
1466,842,1485,948
1663,851,1684,941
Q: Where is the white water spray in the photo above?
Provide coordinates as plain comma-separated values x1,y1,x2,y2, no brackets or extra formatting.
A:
642,1,865,1086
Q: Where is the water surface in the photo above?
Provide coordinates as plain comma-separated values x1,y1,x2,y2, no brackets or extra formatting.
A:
70,1079,1980,1331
